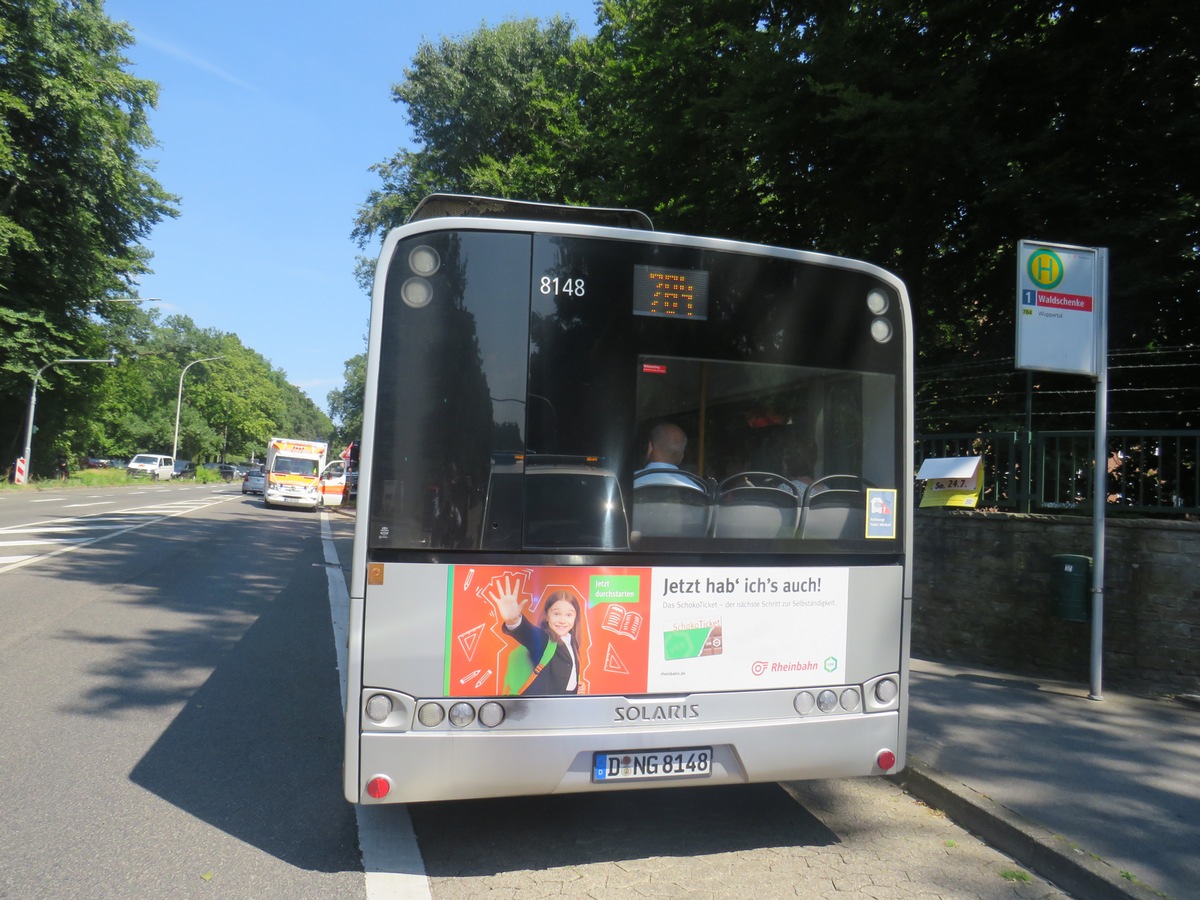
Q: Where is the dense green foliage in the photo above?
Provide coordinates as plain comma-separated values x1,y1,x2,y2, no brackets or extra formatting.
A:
1,0,180,455
1,1,333,477
20,305,333,474
5,1,1195,477
352,17,595,248
355,1,1198,431
327,352,366,446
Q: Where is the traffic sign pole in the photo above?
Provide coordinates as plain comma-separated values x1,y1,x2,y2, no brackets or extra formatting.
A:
1016,241,1109,700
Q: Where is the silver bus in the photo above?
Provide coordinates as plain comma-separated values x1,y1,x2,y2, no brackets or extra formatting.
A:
345,194,913,803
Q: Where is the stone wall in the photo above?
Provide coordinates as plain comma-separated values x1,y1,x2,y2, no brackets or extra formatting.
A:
911,510,1200,696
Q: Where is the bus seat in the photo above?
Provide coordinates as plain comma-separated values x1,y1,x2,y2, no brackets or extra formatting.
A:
799,476,868,539
632,483,714,537
711,486,800,539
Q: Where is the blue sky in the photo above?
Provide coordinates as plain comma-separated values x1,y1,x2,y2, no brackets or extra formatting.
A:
103,0,600,416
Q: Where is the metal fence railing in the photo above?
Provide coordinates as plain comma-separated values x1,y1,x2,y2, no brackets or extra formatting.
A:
916,430,1200,514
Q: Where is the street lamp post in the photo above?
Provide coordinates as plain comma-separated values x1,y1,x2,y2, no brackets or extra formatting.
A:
172,356,224,462
19,357,116,484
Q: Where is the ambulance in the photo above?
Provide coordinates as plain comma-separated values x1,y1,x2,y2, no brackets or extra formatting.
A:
263,438,347,509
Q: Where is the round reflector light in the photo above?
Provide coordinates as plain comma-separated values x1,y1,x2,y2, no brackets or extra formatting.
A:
874,678,899,704
866,289,889,314
409,245,441,276
366,776,391,799
417,702,445,727
877,749,897,771
448,702,476,727
365,693,393,722
401,277,433,309
817,689,838,713
479,702,505,728
840,688,861,711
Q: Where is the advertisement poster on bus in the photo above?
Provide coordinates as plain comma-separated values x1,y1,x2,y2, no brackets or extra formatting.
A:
444,564,850,696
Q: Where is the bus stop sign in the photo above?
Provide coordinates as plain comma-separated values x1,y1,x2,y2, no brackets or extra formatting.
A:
1016,240,1108,377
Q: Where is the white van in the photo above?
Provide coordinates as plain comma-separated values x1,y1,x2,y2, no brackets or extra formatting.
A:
128,454,174,480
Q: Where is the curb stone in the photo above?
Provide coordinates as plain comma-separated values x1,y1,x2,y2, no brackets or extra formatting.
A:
888,757,1167,900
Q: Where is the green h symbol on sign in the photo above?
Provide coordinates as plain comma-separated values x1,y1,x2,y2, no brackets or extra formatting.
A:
1028,249,1064,289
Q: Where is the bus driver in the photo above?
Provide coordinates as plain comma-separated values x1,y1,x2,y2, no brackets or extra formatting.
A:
633,423,705,491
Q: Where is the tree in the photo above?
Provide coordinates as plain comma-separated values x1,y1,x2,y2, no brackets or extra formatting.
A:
34,307,334,468
328,352,366,445
354,16,594,246
1,0,178,471
589,0,788,237
354,2,1199,431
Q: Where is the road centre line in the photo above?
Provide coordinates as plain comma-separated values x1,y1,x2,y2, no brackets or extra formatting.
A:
0,494,240,575
63,501,116,508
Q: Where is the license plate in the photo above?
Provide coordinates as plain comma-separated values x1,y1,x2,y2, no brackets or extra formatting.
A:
593,747,713,782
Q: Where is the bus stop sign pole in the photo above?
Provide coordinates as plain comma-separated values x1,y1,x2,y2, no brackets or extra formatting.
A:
1016,241,1109,700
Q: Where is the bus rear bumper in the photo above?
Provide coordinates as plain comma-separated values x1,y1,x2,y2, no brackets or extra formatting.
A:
350,713,903,804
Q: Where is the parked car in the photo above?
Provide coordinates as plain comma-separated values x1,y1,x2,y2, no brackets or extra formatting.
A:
201,462,239,481
242,466,265,494
128,454,174,480
172,460,196,479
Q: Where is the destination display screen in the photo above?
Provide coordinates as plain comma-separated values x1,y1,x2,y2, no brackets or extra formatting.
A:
631,265,710,320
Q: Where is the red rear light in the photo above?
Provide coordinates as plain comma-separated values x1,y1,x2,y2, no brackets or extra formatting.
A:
366,776,391,799
876,749,897,771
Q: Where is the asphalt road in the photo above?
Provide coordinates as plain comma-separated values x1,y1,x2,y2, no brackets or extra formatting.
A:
0,483,358,898
1,483,1072,899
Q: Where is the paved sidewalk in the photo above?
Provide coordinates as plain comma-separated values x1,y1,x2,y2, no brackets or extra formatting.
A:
896,658,1200,900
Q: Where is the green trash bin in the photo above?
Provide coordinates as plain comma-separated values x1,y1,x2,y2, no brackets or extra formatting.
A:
1051,554,1091,622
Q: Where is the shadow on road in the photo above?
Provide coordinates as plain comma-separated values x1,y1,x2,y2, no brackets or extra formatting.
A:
128,546,359,871
44,497,362,873
409,781,836,876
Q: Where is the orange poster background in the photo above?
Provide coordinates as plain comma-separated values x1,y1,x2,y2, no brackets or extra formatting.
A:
444,565,652,696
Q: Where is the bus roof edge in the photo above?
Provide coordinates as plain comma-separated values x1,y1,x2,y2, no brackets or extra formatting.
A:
407,193,654,231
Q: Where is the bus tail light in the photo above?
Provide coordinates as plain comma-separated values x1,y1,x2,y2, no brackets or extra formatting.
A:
478,702,506,728
417,703,445,727
408,245,441,276
870,317,893,343
366,776,391,799
401,277,433,308
365,693,393,722
874,678,899,705
876,749,897,771
448,702,476,727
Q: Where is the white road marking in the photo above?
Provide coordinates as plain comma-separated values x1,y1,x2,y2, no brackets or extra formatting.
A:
0,494,239,574
0,524,149,534
320,513,431,900
0,538,84,547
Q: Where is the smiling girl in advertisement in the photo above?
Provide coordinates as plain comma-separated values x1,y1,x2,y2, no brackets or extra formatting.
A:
489,580,583,695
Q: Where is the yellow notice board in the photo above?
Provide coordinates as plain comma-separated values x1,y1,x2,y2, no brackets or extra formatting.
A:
917,457,983,509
